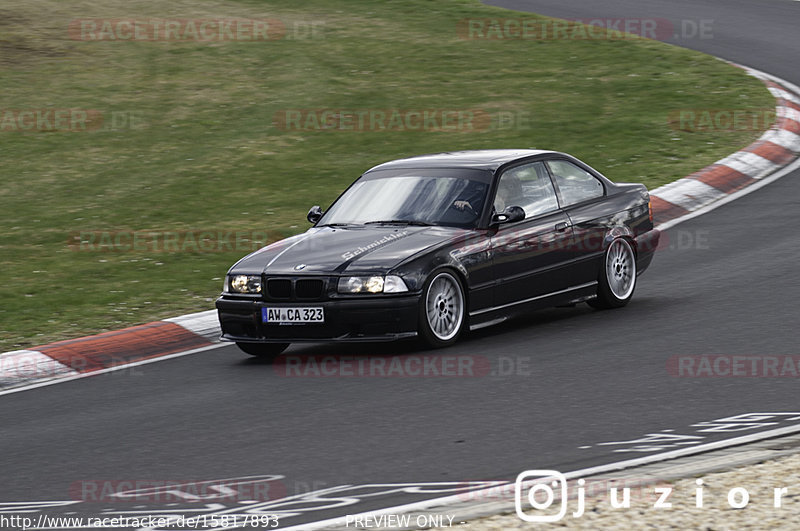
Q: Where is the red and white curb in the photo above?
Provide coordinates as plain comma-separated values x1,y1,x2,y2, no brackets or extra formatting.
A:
2,65,799,393
651,63,800,228
0,310,219,391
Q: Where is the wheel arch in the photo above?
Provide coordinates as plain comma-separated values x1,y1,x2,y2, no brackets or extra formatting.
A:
603,225,638,257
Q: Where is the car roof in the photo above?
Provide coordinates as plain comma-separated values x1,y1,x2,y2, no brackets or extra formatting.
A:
365,149,561,172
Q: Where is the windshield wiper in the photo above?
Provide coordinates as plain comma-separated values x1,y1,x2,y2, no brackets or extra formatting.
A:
365,220,434,226
318,222,355,227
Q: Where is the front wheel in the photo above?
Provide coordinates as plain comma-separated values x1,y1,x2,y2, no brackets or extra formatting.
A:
588,238,637,309
236,342,289,359
418,270,466,348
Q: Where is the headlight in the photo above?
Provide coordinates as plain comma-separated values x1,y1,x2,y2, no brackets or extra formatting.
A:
228,274,262,294
338,275,408,294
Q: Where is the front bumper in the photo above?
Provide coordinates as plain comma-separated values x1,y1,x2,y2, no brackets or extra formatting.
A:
216,294,420,343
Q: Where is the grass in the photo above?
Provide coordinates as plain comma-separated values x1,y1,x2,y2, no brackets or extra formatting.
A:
0,0,774,351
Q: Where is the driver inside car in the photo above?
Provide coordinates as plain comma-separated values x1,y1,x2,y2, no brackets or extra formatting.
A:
450,180,487,216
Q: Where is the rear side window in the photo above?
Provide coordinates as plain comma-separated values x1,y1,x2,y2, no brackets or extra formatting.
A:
546,160,604,206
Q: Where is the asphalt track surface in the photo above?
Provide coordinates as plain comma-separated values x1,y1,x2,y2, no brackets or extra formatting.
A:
3,1,800,529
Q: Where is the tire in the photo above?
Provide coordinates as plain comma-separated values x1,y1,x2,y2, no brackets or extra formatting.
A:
236,342,290,359
588,237,637,309
418,270,466,348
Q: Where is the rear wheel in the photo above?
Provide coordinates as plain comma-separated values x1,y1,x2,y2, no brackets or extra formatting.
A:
236,342,289,359
418,270,466,348
588,238,636,309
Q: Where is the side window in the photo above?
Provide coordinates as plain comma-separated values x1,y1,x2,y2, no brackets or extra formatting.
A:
546,160,604,206
494,162,559,219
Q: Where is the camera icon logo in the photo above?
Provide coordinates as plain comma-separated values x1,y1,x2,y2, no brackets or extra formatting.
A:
514,470,568,522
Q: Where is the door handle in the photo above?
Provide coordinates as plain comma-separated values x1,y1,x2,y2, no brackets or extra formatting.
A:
555,222,570,232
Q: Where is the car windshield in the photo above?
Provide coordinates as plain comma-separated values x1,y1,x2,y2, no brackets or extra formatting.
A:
319,175,489,228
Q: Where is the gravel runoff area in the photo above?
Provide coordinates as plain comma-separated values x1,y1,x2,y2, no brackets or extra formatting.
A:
421,436,800,531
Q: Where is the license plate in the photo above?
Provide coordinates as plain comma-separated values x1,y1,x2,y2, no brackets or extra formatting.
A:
262,307,324,324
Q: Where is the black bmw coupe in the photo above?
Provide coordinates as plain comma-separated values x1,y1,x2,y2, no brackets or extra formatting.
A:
216,150,660,357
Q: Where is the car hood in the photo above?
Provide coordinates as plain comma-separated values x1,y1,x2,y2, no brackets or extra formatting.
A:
231,225,469,275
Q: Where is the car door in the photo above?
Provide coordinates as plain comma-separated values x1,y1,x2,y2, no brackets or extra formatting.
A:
545,159,607,285
489,161,575,307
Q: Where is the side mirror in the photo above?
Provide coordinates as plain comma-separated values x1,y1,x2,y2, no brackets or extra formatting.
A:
307,205,323,224
492,206,525,224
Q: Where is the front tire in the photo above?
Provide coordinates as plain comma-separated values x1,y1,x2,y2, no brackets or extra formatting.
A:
236,342,289,359
589,237,637,309
418,270,466,348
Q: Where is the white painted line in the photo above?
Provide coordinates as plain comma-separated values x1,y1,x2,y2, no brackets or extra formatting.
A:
650,178,726,211
164,309,221,342
0,343,227,397
718,150,781,179
286,422,800,531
